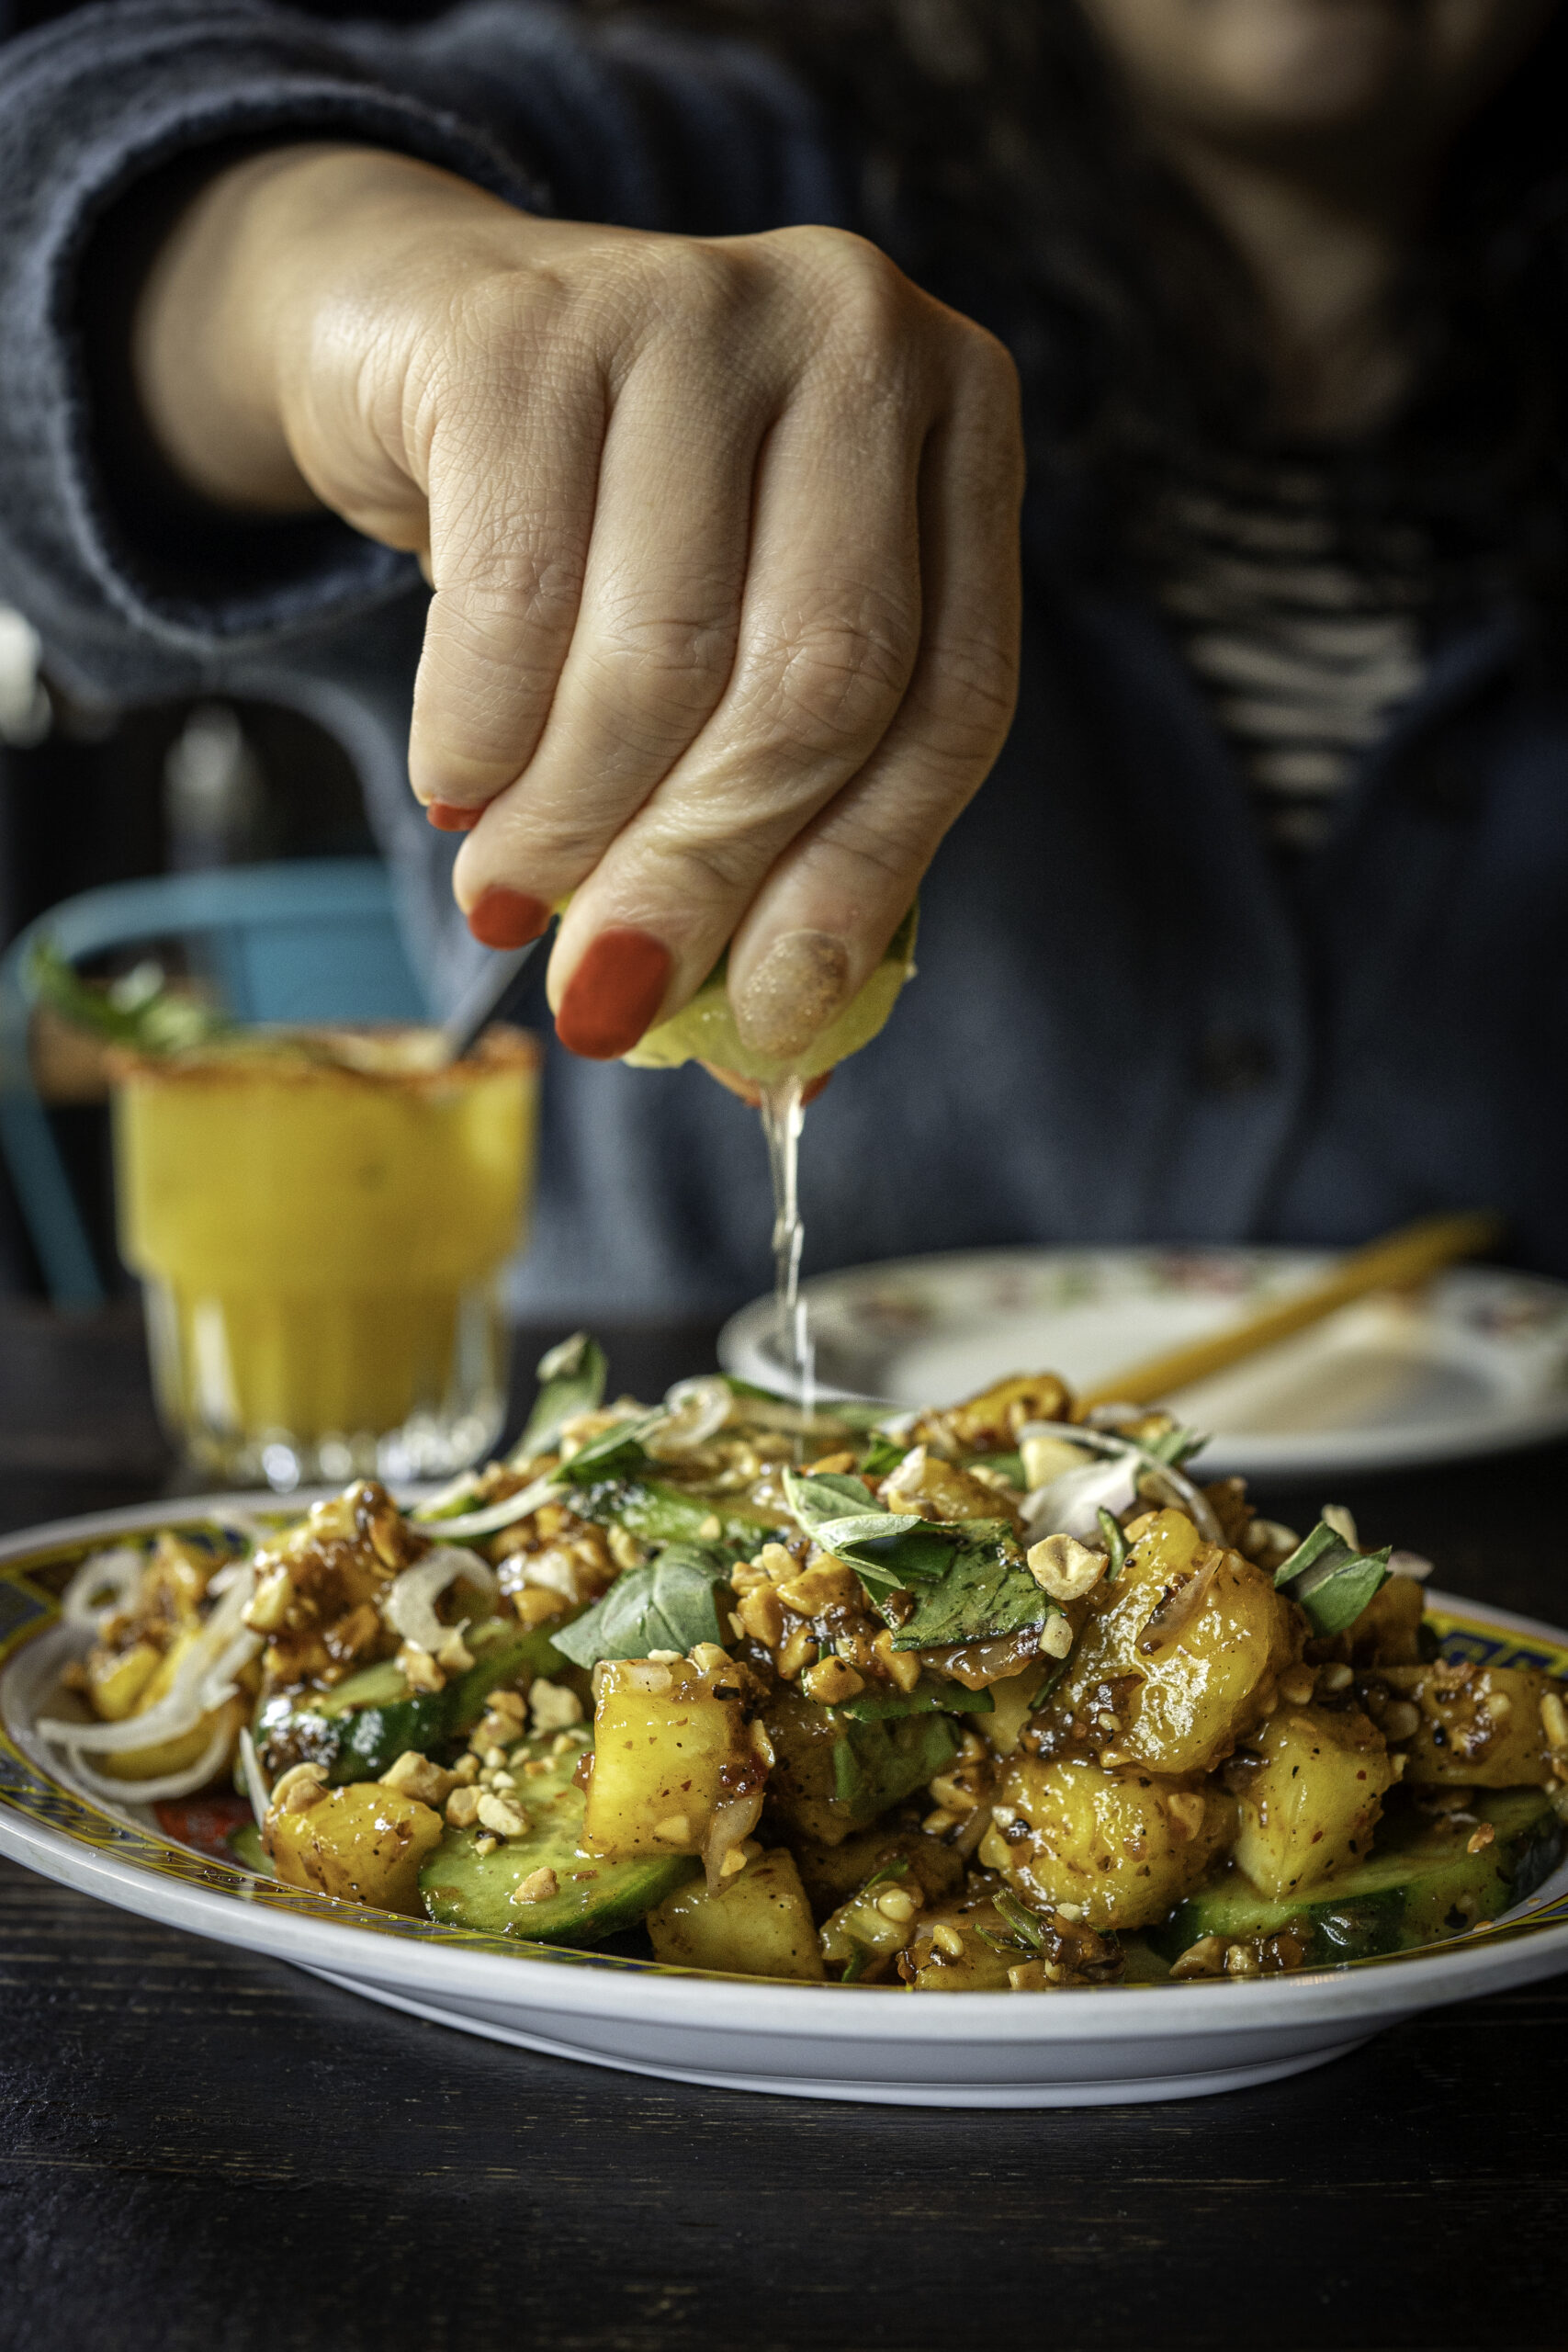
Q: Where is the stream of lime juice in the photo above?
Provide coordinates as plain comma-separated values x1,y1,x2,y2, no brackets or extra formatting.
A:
624,908,919,1408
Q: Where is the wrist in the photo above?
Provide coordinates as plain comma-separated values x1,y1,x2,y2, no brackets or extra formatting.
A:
130,143,520,515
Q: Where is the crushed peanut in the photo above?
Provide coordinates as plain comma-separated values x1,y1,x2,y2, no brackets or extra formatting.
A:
802,1656,866,1705
513,1584,572,1632
1038,1614,1074,1660
530,1679,585,1734
510,1866,559,1906
378,1749,457,1807
446,1785,482,1828
397,1642,446,1695
434,1625,475,1675
242,1566,293,1634
1170,1935,1228,1979
476,1792,530,1838
1164,1791,1207,1842
271,1762,328,1815
1026,1532,1106,1603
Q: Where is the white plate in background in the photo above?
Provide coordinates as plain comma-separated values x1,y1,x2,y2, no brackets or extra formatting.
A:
718,1246,1568,1479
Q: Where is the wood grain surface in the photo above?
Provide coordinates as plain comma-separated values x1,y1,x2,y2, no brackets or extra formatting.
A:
1,1305,1564,2352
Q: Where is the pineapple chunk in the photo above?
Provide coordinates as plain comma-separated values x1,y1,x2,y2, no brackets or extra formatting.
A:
1372,1662,1558,1786
1230,1705,1393,1900
86,1639,162,1723
1039,1509,1301,1776
982,1752,1233,1929
93,1627,243,1784
583,1656,763,1860
647,1849,824,1980
264,1781,444,1915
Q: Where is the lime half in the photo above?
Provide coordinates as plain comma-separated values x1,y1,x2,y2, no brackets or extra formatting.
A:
623,904,919,1084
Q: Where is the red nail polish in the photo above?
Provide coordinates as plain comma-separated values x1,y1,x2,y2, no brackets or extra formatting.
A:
425,800,482,832
466,888,549,950
556,928,671,1059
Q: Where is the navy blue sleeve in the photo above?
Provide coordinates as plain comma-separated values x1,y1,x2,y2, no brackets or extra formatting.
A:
0,0,846,707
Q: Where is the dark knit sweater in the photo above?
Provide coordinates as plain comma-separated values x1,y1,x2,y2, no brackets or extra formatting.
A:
1,2,1564,1312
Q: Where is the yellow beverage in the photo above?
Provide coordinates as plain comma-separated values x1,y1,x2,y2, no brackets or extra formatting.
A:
112,1025,539,1488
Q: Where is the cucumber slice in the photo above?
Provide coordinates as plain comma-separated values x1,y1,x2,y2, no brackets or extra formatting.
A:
1152,1789,1565,1967
257,1618,572,1785
227,1819,272,1876
419,1725,696,1943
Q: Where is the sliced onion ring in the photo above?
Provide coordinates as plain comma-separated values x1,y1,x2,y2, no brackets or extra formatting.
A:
59,1713,238,1806
60,1546,145,1628
702,1784,764,1894
1017,1420,1220,1544
383,1545,500,1653
410,1469,559,1541
237,1725,271,1826
647,1376,732,1458
38,1567,258,1755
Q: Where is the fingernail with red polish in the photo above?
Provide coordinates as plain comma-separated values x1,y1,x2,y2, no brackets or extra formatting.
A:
556,928,672,1059
466,888,549,950
425,800,482,832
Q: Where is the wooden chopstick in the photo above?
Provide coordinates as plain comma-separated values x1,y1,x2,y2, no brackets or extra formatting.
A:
1073,1211,1504,1414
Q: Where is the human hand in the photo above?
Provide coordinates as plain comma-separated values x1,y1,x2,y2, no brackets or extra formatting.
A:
135,145,1023,1059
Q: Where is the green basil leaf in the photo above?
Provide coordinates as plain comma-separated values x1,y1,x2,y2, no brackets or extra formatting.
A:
829,1713,959,1822
1274,1520,1392,1637
858,1433,907,1481
783,1467,883,1533
811,1512,957,1591
968,1450,1027,1489
569,1477,773,1555
839,1675,994,1721
550,1544,733,1668
513,1331,607,1462
890,1537,1056,1651
991,1887,1047,1951
554,1410,666,1486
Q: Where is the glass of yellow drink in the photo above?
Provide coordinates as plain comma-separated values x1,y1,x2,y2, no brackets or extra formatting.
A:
111,1025,539,1490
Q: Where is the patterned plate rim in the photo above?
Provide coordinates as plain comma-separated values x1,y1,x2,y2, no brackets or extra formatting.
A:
1,1492,1565,2007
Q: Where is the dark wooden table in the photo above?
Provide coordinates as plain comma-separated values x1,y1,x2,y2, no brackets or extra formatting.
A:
1,1299,1564,2352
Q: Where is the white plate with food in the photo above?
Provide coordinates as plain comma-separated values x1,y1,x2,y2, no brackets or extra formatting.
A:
2,1349,1566,2108
719,1246,1568,1478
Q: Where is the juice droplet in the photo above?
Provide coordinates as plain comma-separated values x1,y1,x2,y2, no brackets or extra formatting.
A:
758,1075,815,1433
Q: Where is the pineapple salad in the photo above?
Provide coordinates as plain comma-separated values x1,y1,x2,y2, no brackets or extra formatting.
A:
40,1337,1568,1988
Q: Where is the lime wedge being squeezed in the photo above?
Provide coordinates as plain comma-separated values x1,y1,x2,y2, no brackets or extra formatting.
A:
621,904,919,1085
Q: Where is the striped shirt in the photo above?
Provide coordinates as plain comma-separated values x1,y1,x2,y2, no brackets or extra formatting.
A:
1152,461,1432,852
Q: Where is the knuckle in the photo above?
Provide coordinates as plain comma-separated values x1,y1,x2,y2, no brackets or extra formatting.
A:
647,826,773,903
587,604,738,708
435,547,583,646
746,596,917,752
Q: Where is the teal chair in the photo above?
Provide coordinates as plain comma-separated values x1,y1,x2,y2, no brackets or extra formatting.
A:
0,859,429,1307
